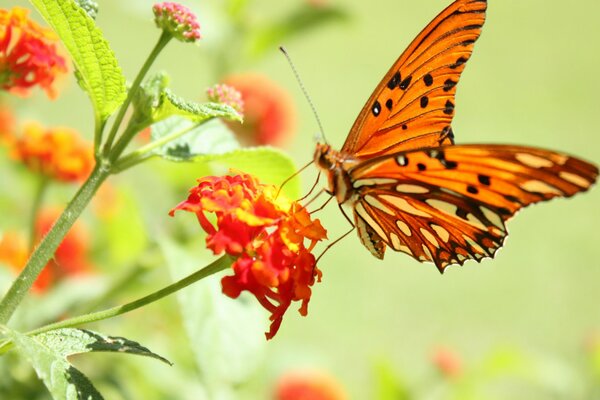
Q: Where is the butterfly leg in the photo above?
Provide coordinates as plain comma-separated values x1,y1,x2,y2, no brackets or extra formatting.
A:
298,172,321,202
276,159,314,199
309,194,333,214
315,225,356,265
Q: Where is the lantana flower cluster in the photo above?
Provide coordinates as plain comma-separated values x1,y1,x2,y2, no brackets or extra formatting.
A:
0,7,68,98
10,123,94,182
171,173,327,339
206,83,244,114
152,2,201,43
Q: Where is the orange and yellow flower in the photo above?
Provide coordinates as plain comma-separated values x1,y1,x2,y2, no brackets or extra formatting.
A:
170,172,327,339
0,7,68,99
223,73,296,147
0,208,92,293
10,122,94,182
0,103,15,144
431,347,462,378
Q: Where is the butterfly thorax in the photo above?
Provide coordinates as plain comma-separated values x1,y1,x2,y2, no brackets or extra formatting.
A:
314,142,361,204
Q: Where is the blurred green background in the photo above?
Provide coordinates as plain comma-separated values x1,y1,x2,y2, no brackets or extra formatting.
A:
4,0,600,398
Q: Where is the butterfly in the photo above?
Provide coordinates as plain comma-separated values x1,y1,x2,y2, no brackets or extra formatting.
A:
313,0,598,272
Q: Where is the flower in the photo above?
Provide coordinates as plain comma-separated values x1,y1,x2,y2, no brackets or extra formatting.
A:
275,370,348,400
170,172,327,339
0,7,68,99
0,103,15,144
206,83,244,114
431,347,462,378
10,122,94,182
223,73,296,147
152,2,201,43
0,208,92,293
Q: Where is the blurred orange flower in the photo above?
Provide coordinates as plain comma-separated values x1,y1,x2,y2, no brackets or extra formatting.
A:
11,122,94,182
431,347,462,378
0,208,92,293
0,103,15,144
0,7,68,99
171,172,327,339
223,73,296,147
275,370,348,400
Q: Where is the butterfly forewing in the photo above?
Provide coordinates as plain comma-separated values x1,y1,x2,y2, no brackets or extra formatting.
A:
341,0,487,158
349,145,598,271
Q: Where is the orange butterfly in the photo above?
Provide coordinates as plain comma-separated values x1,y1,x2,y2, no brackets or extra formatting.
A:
313,0,598,272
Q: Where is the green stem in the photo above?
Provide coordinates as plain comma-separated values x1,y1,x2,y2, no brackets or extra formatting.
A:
28,177,49,251
0,164,111,324
102,31,172,157
27,255,232,337
111,120,209,173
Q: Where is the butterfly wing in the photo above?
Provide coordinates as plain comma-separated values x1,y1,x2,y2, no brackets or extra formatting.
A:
341,0,487,158
348,144,598,271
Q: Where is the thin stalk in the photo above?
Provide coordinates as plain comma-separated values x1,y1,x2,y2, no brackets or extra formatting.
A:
27,255,232,337
102,31,172,157
111,120,208,173
28,177,49,251
0,164,111,324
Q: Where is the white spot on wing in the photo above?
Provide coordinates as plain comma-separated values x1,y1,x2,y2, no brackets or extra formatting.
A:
380,195,432,217
396,220,412,236
353,178,398,188
389,232,402,250
480,206,505,230
355,203,387,240
396,184,429,194
521,180,562,195
559,171,590,187
431,224,450,242
365,195,395,215
515,153,553,168
420,228,439,247
426,199,457,216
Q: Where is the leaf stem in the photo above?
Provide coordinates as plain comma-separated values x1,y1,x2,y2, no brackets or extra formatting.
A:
26,255,232,337
0,164,111,324
102,31,172,157
111,120,208,173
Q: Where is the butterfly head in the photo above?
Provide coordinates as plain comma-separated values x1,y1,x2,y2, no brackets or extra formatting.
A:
313,142,334,170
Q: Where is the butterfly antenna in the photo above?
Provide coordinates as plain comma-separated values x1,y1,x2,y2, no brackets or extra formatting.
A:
279,46,327,143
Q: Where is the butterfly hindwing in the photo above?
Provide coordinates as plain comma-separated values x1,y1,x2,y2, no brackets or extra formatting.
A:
341,0,487,158
349,145,598,271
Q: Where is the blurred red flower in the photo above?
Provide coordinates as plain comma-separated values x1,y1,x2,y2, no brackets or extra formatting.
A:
171,172,327,339
223,73,296,147
0,208,93,293
0,7,68,99
10,122,94,182
431,347,462,378
275,370,348,400
0,103,15,144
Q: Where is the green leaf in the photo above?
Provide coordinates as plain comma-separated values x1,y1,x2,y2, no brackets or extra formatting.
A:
29,0,126,121
151,118,240,161
34,328,172,365
159,237,266,398
3,326,104,400
153,90,242,124
248,4,350,57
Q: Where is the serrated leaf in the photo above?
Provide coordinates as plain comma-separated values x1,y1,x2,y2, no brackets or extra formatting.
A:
151,118,240,161
34,328,171,365
159,237,266,398
29,0,126,121
3,326,104,400
153,89,242,124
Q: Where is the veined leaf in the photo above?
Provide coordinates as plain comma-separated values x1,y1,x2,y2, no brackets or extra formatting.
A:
29,0,126,121
3,326,104,400
153,90,242,124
